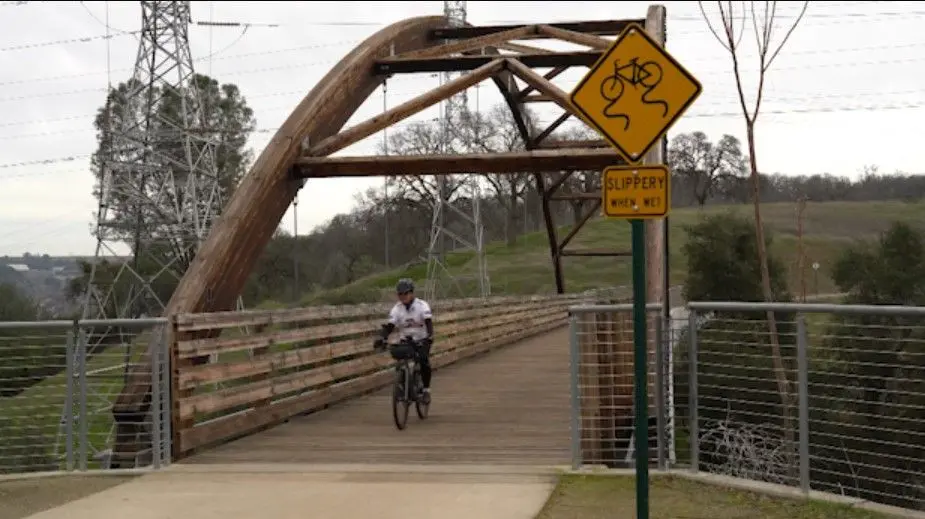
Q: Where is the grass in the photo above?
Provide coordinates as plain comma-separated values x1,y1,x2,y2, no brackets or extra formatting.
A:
0,329,157,473
535,474,894,519
304,200,925,304
0,474,135,519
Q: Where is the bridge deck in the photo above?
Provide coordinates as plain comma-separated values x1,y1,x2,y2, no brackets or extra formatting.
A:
186,328,571,466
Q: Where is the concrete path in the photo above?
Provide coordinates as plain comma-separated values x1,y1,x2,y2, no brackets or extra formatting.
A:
24,464,557,519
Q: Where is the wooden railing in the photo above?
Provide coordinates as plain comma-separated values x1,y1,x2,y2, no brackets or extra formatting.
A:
170,290,624,457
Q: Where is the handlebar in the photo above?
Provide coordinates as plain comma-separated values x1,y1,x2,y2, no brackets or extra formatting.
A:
387,337,426,347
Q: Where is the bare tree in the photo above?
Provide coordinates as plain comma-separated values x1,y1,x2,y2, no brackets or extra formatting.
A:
379,120,466,211
550,125,601,224
668,132,748,206
698,0,809,476
454,105,533,245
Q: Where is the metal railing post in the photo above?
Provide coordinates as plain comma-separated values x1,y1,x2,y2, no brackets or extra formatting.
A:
77,326,89,471
655,316,667,470
687,307,699,474
163,321,173,466
64,328,75,472
150,327,163,470
797,314,810,494
568,312,582,470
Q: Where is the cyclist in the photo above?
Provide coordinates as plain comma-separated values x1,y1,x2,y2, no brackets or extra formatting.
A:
373,278,434,404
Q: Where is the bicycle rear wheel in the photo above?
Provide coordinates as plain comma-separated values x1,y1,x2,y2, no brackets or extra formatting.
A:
414,370,429,420
392,368,410,430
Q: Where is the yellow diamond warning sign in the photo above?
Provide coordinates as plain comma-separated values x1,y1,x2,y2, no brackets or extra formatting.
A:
570,23,702,163
602,165,670,219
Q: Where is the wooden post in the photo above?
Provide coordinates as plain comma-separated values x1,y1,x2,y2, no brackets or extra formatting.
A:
643,4,667,418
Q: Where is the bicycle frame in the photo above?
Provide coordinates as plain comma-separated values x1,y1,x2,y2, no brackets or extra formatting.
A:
395,356,417,401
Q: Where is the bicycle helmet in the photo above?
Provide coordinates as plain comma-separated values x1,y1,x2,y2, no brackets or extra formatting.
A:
396,278,415,294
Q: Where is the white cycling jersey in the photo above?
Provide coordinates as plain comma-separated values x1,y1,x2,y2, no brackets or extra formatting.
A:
388,298,433,342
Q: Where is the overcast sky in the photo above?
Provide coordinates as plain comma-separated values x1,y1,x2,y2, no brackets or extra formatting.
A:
1,1,923,257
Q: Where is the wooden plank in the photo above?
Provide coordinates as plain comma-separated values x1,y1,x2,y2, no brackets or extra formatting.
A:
178,303,568,414
395,25,539,60
308,58,505,158
373,51,600,74
537,24,613,50
295,148,623,178
532,112,570,147
177,300,558,391
177,298,554,359
175,303,387,332
430,19,644,40
523,94,554,103
176,297,580,388
177,336,369,391
505,58,574,114
175,293,563,332
499,42,552,55
519,66,569,99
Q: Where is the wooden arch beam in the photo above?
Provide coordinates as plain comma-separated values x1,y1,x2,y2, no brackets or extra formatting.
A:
113,15,452,454
166,16,448,317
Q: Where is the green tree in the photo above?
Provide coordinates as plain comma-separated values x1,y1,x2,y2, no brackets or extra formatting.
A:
70,74,255,313
682,212,790,302
809,222,925,508
0,283,51,397
0,284,62,473
676,213,796,483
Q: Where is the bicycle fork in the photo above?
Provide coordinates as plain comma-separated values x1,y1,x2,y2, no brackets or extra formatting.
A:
399,361,417,402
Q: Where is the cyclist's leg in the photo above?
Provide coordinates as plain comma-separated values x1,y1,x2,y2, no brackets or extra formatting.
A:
418,342,433,391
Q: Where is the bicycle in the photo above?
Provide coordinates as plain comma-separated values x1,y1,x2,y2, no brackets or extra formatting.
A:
382,332,430,430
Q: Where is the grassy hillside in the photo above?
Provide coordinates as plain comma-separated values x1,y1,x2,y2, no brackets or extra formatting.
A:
303,201,925,305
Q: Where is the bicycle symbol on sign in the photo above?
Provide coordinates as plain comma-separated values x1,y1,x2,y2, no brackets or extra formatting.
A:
599,57,669,131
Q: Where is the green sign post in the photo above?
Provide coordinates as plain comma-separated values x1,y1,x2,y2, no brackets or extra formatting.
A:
631,218,649,515
569,21,702,519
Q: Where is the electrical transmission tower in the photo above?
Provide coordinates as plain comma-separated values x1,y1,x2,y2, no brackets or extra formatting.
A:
80,0,236,344
423,0,490,303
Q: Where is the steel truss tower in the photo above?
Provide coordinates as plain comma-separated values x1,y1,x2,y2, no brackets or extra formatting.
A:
70,1,232,465
424,0,490,303
82,0,225,324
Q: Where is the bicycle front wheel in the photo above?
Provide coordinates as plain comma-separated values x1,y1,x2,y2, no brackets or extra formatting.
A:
414,370,429,420
392,368,410,430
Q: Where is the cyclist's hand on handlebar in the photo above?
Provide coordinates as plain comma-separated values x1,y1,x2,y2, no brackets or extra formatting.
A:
421,337,433,347
373,338,386,351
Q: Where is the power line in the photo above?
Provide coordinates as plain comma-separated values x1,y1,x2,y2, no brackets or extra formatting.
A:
3,6,279,54
3,28,923,96
78,0,137,37
0,31,138,53
0,39,362,87
3,98,924,173
4,81,924,144
2,5,907,55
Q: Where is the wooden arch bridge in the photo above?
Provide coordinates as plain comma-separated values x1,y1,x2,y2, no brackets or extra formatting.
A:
109,5,672,466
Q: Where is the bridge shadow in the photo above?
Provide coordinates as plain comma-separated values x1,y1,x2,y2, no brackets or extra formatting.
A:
183,328,572,466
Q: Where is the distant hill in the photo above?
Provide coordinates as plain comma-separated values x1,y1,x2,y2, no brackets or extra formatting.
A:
301,201,925,305
0,256,86,318
0,264,27,289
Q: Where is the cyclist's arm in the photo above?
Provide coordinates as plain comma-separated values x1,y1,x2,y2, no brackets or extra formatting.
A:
380,305,400,340
424,318,434,340
380,322,396,340
422,300,434,342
